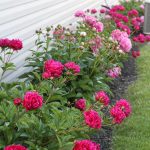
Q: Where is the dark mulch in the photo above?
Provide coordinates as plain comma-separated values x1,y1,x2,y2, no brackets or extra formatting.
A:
91,56,137,150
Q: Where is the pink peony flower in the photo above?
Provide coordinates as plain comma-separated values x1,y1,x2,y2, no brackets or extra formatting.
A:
119,37,132,52
23,91,43,111
75,10,85,17
93,22,104,32
107,67,121,78
115,99,132,117
64,62,80,75
84,110,102,129
140,4,144,10
111,29,128,42
43,59,64,78
110,105,126,124
14,98,22,106
10,39,23,51
4,145,27,150
75,99,86,111
89,36,102,54
91,8,97,14
95,91,110,106
73,140,100,150
84,16,97,26
0,38,11,48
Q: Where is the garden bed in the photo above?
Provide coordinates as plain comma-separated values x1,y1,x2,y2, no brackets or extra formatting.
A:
92,55,137,150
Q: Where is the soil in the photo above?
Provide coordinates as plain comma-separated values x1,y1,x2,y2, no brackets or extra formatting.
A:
91,56,137,150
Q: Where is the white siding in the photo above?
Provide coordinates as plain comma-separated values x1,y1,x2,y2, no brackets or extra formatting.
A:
0,0,118,82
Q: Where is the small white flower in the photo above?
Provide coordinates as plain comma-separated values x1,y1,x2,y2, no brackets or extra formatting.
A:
80,32,87,37
81,42,85,46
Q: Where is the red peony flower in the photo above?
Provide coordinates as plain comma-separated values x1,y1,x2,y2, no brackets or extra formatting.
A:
84,110,102,129
64,62,80,75
23,91,43,111
14,98,22,106
43,59,64,78
75,99,86,111
4,144,27,150
95,91,110,106
73,140,100,150
10,39,23,51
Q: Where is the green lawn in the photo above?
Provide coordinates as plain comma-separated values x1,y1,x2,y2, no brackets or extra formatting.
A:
113,45,150,150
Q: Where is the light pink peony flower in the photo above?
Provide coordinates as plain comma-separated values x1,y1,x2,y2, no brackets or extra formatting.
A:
75,10,85,17
107,67,121,78
93,22,104,32
111,29,128,42
84,16,97,26
119,37,132,52
73,140,100,150
89,36,102,54
84,110,102,129
43,59,64,78
23,91,43,111
64,61,80,75
95,91,110,106
75,99,86,111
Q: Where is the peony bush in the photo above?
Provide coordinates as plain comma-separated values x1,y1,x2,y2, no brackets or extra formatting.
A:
0,0,146,149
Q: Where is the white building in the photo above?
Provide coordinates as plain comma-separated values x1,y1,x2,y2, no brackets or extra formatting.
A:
0,0,117,82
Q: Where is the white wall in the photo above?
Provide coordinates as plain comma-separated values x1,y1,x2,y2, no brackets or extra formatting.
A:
0,0,117,82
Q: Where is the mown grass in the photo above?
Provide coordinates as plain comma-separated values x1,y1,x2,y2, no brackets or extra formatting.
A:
113,45,150,150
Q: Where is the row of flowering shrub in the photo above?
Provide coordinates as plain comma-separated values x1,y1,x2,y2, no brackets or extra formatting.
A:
0,0,148,149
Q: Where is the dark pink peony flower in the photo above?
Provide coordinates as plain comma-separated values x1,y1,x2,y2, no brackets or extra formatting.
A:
128,9,139,17
14,98,22,106
115,99,132,117
95,91,110,106
43,59,64,78
4,144,27,150
75,99,86,111
10,39,23,51
84,110,102,129
23,91,43,111
75,10,85,17
0,38,11,48
73,140,100,150
64,62,80,75
100,9,106,13
110,105,126,124
91,8,97,14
